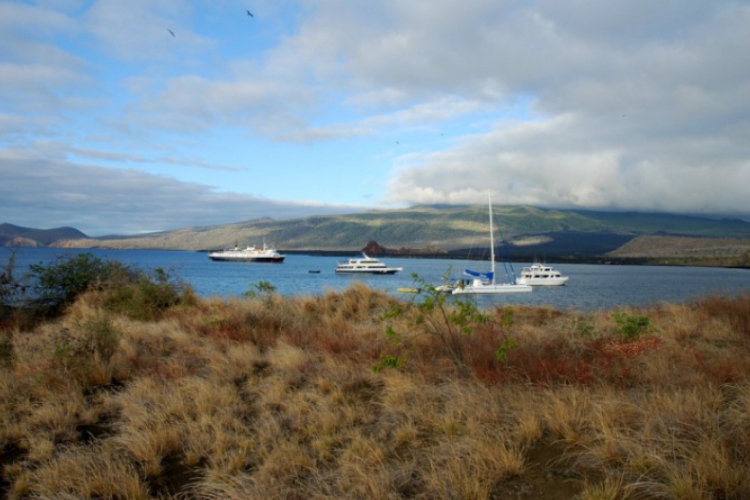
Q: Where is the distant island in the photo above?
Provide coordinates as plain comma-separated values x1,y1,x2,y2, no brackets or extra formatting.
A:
0,223,88,248
4,204,750,268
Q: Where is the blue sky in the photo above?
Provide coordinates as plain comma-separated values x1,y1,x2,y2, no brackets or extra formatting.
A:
2,0,750,236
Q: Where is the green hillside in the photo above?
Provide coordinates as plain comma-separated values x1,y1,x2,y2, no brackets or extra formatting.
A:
53,205,750,254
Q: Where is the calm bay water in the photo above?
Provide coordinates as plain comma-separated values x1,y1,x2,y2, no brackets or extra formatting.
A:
3,247,749,312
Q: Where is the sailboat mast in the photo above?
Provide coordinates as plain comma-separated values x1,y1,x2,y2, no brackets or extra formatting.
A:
488,193,496,285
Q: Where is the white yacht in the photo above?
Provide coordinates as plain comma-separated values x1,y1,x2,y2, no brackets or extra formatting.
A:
335,253,403,275
208,242,285,263
451,272,533,295
451,194,532,295
516,262,569,286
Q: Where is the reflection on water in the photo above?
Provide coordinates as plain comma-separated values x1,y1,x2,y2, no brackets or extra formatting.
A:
3,247,749,312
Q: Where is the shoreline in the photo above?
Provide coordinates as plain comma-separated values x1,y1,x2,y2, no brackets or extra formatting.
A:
6,244,750,269
280,249,750,269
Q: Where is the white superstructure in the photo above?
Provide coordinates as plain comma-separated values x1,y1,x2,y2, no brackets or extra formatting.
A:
516,262,569,286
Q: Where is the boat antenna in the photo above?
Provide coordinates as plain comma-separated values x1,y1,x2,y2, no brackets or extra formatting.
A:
488,192,496,285
491,200,519,284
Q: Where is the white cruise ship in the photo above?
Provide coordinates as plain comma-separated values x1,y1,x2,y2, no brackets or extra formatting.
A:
208,242,284,263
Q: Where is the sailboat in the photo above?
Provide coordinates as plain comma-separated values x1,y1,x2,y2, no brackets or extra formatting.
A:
452,194,532,295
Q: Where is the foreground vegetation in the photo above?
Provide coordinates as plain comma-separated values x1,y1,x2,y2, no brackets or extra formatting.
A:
2,255,750,499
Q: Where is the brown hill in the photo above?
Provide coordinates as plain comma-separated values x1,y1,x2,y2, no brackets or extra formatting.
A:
607,235,750,266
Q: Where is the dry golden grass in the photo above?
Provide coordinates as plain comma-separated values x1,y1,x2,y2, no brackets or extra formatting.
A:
16,443,150,499
1,286,749,499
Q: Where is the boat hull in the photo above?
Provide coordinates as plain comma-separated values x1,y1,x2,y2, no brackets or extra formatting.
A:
516,276,568,286
434,284,455,294
208,255,284,263
335,269,401,275
452,284,532,295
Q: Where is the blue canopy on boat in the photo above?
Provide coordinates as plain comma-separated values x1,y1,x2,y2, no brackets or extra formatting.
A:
464,269,493,281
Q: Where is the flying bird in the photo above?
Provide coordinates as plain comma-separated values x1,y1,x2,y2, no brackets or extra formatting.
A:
246,10,253,17
168,29,175,37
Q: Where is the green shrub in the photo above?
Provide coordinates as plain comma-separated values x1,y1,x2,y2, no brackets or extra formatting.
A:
100,267,196,321
494,337,518,362
612,312,651,340
25,254,194,320
28,253,136,313
571,314,596,337
372,354,406,373
499,307,515,330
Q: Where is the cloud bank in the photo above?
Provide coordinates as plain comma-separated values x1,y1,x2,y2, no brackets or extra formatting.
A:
0,154,361,236
2,0,749,236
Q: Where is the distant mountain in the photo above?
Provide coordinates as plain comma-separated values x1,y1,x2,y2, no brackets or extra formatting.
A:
51,205,750,263
0,223,88,247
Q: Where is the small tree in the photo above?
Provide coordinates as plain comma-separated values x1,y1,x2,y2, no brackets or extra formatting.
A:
0,254,19,365
243,280,277,300
374,273,494,376
0,252,25,307
27,253,134,314
612,311,651,341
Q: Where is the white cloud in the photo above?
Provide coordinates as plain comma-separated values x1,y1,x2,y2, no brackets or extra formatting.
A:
358,1,750,217
387,112,750,218
0,153,363,235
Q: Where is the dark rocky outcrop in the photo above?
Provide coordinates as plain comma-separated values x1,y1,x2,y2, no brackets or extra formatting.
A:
361,240,449,257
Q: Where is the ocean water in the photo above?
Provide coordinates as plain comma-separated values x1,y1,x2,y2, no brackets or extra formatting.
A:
3,247,749,312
